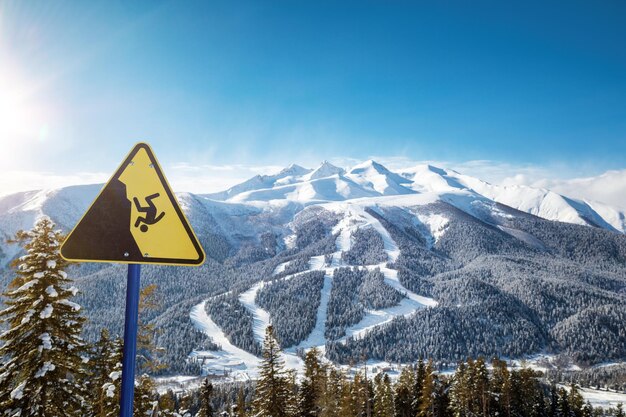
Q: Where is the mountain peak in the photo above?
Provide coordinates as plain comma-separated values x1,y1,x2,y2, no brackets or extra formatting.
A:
350,159,390,175
308,161,345,180
277,164,311,177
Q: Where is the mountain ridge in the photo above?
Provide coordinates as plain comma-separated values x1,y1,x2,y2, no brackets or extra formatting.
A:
1,159,625,376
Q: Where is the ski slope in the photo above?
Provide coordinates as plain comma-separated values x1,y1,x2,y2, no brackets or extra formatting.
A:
189,300,260,378
190,200,438,376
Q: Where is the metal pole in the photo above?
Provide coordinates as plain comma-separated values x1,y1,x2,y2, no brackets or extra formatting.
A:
120,263,141,417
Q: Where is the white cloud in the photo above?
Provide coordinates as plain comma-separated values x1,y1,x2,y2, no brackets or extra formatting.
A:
0,170,109,197
165,162,284,194
530,170,626,209
0,163,285,197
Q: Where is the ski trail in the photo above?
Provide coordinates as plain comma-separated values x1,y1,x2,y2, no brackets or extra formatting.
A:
189,300,260,377
328,203,437,343
358,207,401,262
288,272,333,351
273,261,290,275
372,265,438,307
309,255,326,270
239,283,272,344
192,201,438,376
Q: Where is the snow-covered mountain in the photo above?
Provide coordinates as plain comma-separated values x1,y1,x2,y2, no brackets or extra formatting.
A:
198,160,626,233
1,160,625,377
0,159,624,268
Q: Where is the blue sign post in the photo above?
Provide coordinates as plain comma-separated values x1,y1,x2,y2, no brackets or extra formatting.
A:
120,264,142,417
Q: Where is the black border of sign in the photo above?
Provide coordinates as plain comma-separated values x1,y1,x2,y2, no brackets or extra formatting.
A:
60,142,206,266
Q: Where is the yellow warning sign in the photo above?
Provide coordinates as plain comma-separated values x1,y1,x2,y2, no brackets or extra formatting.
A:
60,143,205,266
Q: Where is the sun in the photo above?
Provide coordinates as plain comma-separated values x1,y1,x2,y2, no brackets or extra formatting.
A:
0,54,52,166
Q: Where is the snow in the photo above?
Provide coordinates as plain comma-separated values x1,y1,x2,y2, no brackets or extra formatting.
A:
110,371,121,381
45,285,58,297
239,283,271,344
21,309,35,324
39,304,53,319
308,255,326,270
34,361,56,378
10,381,26,400
14,280,38,293
346,160,414,196
561,385,626,410
286,273,333,352
273,261,290,275
33,272,45,279
58,299,81,311
39,333,52,350
305,161,346,181
189,300,260,379
195,201,438,377
104,383,116,397
415,213,449,245
46,260,56,269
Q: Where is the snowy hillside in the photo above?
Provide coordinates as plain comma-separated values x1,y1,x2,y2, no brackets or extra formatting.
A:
0,160,625,379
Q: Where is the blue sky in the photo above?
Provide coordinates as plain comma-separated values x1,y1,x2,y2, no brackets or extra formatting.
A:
1,1,625,193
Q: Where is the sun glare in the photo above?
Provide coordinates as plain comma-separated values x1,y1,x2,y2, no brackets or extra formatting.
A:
0,55,51,166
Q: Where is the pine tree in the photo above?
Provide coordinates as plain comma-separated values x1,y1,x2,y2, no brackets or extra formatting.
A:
557,387,570,417
158,390,177,416
473,358,490,417
299,348,323,417
339,375,357,417
548,383,559,417
134,374,157,415
197,378,214,417
449,362,467,417
418,361,435,417
616,403,625,417
0,218,88,416
413,359,426,415
235,386,247,417
137,284,166,374
568,384,585,417
491,359,511,417
253,325,291,417
321,367,344,417
352,371,370,417
432,375,450,417
286,368,299,417
394,366,414,417
373,373,394,417
92,329,123,417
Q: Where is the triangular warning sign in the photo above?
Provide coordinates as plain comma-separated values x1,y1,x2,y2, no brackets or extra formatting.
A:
61,143,205,266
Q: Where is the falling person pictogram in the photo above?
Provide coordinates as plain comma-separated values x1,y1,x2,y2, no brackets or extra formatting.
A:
133,193,165,232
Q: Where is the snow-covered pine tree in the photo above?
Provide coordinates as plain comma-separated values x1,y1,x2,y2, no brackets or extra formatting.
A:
285,368,299,417
91,329,123,417
253,325,291,417
412,359,425,414
417,361,435,417
320,367,344,417
197,378,214,417
0,217,88,416
134,374,158,415
394,366,414,417
373,372,394,417
298,348,323,417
